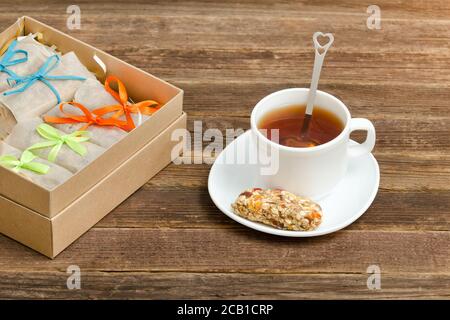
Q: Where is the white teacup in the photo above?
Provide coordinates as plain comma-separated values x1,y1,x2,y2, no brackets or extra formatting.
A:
251,88,376,199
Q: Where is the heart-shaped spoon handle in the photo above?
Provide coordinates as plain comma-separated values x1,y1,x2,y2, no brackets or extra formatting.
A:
305,32,334,116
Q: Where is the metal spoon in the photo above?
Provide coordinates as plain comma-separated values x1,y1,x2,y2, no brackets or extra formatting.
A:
300,32,334,146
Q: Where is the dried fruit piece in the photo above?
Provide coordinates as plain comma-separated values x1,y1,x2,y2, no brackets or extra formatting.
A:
231,188,322,231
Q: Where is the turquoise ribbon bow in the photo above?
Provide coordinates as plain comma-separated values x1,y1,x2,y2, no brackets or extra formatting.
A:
0,40,28,78
3,54,86,103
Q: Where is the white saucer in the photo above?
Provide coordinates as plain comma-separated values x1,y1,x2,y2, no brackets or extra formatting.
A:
208,130,380,237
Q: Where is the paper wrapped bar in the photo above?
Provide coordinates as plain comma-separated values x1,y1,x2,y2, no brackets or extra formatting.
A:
0,34,56,92
0,141,72,190
0,51,96,139
44,79,128,148
5,118,105,173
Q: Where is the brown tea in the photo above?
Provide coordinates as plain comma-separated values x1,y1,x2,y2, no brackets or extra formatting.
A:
258,104,344,148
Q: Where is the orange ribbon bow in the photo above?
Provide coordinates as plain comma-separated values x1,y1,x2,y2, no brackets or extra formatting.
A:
44,101,133,132
93,75,160,130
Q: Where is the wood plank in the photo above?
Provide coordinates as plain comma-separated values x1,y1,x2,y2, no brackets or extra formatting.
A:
180,85,450,117
16,17,450,85
141,153,450,193
1,2,449,55
2,0,449,20
177,115,450,155
0,271,448,299
0,229,447,274
145,160,450,192
92,188,450,232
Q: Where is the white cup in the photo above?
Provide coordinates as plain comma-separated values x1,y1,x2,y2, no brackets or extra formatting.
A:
251,88,376,199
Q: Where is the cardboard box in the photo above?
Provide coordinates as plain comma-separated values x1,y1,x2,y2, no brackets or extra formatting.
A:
0,16,184,217
0,17,186,257
0,113,186,258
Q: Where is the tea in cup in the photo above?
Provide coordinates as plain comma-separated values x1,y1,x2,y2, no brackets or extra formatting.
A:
251,88,376,198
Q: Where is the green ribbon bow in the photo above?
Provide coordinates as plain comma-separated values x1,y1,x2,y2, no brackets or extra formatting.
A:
27,124,90,162
0,150,49,174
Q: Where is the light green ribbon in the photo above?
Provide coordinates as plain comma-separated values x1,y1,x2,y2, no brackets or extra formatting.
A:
0,150,49,174
27,124,90,162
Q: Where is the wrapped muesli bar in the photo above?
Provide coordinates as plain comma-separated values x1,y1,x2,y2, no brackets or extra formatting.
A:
5,118,105,173
80,76,160,129
0,141,72,190
43,76,161,148
0,51,96,139
0,34,56,93
74,78,120,110
43,79,129,148
232,188,323,231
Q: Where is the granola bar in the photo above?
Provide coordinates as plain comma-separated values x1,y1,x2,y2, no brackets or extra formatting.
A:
231,188,322,231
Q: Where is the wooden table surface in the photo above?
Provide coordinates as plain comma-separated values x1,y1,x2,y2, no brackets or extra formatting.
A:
0,0,449,299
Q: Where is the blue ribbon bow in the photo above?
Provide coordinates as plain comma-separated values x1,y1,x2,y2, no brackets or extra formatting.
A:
0,40,28,78
3,54,86,103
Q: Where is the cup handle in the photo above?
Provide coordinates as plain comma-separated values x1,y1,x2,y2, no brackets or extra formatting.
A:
348,118,376,158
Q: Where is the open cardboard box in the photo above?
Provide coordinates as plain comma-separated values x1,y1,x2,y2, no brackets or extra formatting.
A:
0,16,183,217
0,17,186,257
0,113,186,258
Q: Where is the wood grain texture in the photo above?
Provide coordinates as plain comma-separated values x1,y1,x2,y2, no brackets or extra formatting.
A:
0,229,448,273
0,0,449,299
0,272,448,299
